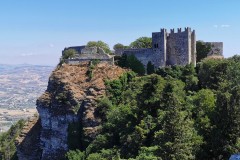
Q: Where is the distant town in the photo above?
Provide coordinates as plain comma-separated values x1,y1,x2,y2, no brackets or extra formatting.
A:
0,64,53,132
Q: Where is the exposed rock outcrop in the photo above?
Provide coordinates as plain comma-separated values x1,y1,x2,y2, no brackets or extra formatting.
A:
16,62,126,160
15,114,42,160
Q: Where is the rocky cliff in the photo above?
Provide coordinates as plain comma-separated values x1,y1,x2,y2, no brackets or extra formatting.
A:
16,62,126,160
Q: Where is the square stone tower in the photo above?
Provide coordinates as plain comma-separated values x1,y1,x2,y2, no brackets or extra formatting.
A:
152,27,196,67
152,29,167,67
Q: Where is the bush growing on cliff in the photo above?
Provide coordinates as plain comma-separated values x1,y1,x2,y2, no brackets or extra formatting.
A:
95,97,113,121
62,48,77,59
147,61,155,74
0,119,25,160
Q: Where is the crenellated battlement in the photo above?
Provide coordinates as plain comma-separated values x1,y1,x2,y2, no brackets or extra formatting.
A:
160,27,194,34
160,28,167,33
178,28,182,33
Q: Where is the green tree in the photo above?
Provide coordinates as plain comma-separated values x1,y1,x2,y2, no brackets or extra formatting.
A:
146,61,155,75
191,89,216,159
197,59,228,90
0,119,25,160
117,54,145,76
62,48,77,59
181,64,199,91
127,55,145,76
113,43,128,50
66,150,85,160
135,146,159,160
87,41,111,54
87,153,104,160
196,41,211,62
156,65,183,79
95,97,113,121
154,80,202,159
210,87,240,159
130,37,152,49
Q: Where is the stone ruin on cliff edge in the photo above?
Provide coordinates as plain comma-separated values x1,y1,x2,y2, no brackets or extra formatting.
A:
62,46,115,65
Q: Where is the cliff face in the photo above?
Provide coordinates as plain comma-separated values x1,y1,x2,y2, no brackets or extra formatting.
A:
16,115,42,160
21,62,126,160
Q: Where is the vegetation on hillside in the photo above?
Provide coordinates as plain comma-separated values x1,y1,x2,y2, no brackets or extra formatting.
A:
66,55,240,160
117,54,145,76
196,41,212,62
0,119,25,160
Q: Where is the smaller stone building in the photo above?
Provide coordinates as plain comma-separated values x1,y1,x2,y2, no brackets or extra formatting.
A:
62,46,114,65
202,42,223,56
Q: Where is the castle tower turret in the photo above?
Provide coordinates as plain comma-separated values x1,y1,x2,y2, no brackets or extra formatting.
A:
152,29,167,67
185,27,192,64
191,30,196,66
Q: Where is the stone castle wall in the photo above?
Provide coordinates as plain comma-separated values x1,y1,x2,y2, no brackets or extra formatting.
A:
116,48,156,67
62,46,86,55
65,54,114,65
191,30,196,66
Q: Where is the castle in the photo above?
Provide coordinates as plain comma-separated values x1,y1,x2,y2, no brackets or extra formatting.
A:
115,27,196,68
63,27,223,68
116,27,223,68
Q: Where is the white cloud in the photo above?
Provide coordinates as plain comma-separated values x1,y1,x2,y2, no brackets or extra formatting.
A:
213,24,231,29
221,24,230,28
20,53,34,57
49,44,54,48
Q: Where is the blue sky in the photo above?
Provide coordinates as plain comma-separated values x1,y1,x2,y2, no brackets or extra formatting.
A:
0,0,239,65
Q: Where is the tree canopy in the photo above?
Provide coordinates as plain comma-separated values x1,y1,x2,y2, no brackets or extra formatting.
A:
196,41,212,62
65,55,240,160
62,48,77,59
129,37,152,49
87,41,111,54
113,43,129,51
117,54,145,76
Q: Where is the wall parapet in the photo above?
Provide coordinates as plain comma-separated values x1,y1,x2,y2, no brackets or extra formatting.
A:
115,48,152,56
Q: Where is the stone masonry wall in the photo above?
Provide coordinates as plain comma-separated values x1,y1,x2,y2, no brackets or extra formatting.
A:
191,30,197,66
65,53,114,65
119,48,156,68
152,29,167,67
166,28,192,65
